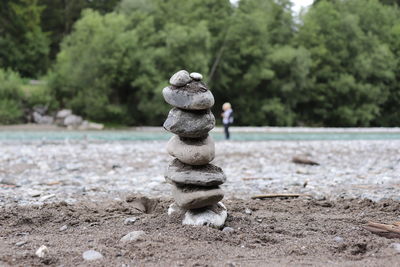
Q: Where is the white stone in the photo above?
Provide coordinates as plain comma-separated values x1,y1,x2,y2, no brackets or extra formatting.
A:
59,225,68,231
169,70,191,87
82,250,103,261
39,194,55,202
167,203,185,216
167,135,215,165
120,231,146,243
123,217,137,225
190,72,203,80
35,245,49,258
182,202,227,229
56,109,72,119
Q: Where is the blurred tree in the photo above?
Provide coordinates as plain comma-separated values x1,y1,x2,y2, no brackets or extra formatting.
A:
296,0,398,126
0,0,50,77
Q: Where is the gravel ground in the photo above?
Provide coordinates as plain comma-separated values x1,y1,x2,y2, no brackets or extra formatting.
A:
0,139,399,206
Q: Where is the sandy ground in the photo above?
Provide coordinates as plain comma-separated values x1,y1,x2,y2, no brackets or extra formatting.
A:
1,138,400,266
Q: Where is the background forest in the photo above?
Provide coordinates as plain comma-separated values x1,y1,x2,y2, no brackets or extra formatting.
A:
1,0,400,127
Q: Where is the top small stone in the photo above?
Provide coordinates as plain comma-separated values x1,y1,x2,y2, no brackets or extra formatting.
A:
190,72,203,81
170,70,191,87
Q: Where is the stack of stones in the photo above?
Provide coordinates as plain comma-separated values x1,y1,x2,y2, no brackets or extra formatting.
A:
163,70,228,228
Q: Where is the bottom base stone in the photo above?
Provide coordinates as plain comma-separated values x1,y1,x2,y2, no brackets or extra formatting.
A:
182,202,227,229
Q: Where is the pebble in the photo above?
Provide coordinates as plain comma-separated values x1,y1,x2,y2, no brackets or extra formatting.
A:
123,217,137,225
183,202,227,229
222,227,235,233
169,70,191,87
167,135,215,165
82,250,103,261
333,236,344,243
172,184,224,210
244,208,252,215
15,241,27,247
390,243,400,253
59,225,68,231
165,158,226,186
162,85,215,110
167,203,185,216
39,194,55,202
163,108,215,138
120,231,146,243
190,72,203,80
35,245,49,258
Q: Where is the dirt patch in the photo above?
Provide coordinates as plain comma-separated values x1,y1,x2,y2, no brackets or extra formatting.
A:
1,196,400,266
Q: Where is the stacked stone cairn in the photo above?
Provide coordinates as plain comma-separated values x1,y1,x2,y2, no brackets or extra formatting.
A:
163,70,227,228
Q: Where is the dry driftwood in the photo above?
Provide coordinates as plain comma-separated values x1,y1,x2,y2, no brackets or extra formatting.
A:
292,156,320,166
251,193,311,199
363,221,400,239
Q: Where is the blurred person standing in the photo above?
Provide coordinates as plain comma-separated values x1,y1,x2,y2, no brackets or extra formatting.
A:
221,102,233,140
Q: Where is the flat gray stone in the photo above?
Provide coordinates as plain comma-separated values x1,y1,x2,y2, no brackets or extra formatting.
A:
190,72,203,80
172,184,224,210
169,70,191,87
167,135,215,165
162,82,214,110
182,202,227,229
82,250,103,261
165,159,226,186
163,108,215,138
120,230,146,243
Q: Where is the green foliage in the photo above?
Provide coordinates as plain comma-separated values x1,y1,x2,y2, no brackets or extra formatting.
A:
0,69,24,124
0,0,50,77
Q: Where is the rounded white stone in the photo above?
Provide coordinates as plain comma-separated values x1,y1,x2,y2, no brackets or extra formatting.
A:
190,72,203,80
182,202,227,229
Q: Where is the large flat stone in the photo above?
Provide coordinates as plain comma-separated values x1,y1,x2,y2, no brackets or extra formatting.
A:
172,184,224,210
162,82,214,110
165,158,226,186
182,202,227,229
163,108,215,138
167,135,215,165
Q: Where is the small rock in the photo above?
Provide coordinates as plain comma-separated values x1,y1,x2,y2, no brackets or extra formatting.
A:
35,245,49,258
172,184,224,210
120,231,146,243
56,109,72,119
167,203,185,216
162,84,215,110
82,250,103,261
123,217,137,225
167,135,215,165
190,72,203,80
165,158,226,186
334,236,344,243
39,194,55,202
64,114,83,128
169,70,191,87
244,208,252,215
59,225,68,231
182,202,227,229
15,241,27,247
163,108,215,138
390,243,400,253
222,227,235,233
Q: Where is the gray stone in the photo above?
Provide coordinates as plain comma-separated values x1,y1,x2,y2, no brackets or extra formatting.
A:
64,114,83,127
120,231,146,243
169,70,191,87
162,83,214,110
172,184,224,210
244,208,252,215
165,159,226,186
33,112,54,125
333,236,344,243
15,241,27,247
56,109,72,119
390,243,400,253
82,250,103,261
166,135,215,165
123,217,137,225
59,225,68,231
163,108,215,138
182,202,227,229
190,72,203,80
39,194,55,202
